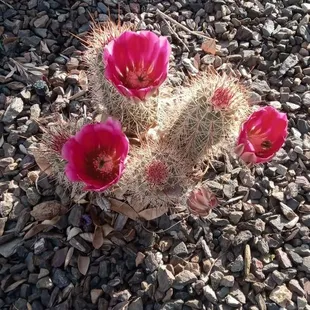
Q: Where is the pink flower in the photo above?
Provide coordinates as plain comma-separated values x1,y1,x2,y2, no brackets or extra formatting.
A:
103,30,171,101
235,106,288,164
187,186,218,217
211,87,234,109
61,118,129,192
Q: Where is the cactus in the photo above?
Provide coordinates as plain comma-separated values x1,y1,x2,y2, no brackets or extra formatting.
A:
34,114,88,198
118,141,195,210
83,19,174,136
160,70,251,165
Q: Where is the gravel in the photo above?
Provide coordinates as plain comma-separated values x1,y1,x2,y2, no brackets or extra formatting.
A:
1,0,310,309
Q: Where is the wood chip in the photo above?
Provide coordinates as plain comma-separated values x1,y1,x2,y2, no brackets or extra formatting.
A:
138,206,169,221
244,244,251,277
64,247,74,268
30,201,67,221
93,226,104,250
4,279,27,293
110,199,139,221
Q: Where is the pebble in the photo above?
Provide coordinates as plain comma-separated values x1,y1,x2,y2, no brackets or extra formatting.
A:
173,270,197,289
2,97,24,124
269,285,292,307
203,285,218,304
157,266,175,292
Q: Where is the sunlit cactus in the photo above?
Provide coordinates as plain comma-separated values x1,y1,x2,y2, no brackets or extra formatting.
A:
160,70,251,165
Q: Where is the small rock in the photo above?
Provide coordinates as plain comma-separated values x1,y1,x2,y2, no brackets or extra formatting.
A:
279,54,299,76
269,285,292,307
145,253,159,273
173,270,197,289
288,279,305,296
236,26,253,40
52,269,70,288
171,242,188,257
2,97,24,124
158,266,175,292
220,275,234,287
300,256,310,273
275,248,292,268
203,285,218,304
225,295,241,307
36,277,53,290
68,205,83,226
231,255,244,272
233,230,253,246
34,15,49,28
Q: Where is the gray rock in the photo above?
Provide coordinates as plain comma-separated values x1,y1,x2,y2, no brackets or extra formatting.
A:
158,266,175,292
36,277,53,289
215,22,228,34
230,288,246,304
173,270,197,289
145,253,159,273
278,54,299,76
2,97,24,124
128,298,143,310
52,269,70,288
262,19,274,37
0,238,23,258
160,300,183,310
300,256,310,273
233,230,253,246
269,285,292,307
28,0,37,9
230,255,244,272
203,285,218,304
302,92,310,107
220,275,234,287
288,279,305,296
275,248,292,269
68,204,83,226
210,271,224,290
225,295,241,307
229,211,243,224
34,15,49,28
251,80,271,94
287,251,303,265
236,26,253,40
297,119,309,134
171,242,188,257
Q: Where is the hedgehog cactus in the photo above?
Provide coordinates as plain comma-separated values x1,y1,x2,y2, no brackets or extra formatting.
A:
84,21,172,135
161,71,251,165
118,141,194,209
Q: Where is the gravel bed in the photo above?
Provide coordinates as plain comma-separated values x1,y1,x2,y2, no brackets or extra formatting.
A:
1,0,310,309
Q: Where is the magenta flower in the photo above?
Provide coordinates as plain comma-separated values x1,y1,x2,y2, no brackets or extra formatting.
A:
61,118,129,192
103,30,171,101
187,186,218,217
211,87,234,110
235,106,288,164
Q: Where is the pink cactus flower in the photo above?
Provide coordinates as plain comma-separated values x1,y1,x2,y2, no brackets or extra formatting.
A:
103,30,171,101
211,87,234,109
61,118,129,192
235,106,288,164
187,186,218,217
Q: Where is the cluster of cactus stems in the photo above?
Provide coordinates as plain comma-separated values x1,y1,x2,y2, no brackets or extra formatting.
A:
35,19,255,217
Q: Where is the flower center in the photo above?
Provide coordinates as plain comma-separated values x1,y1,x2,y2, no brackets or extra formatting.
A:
93,152,115,176
125,67,151,89
261,140,272,150
145,160,169,186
